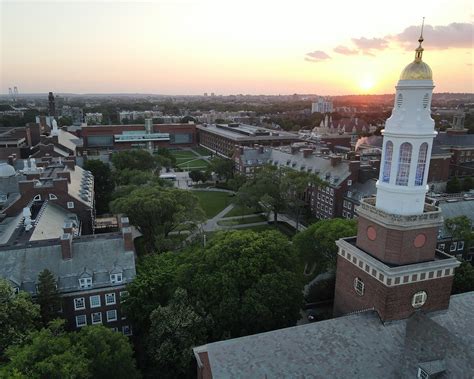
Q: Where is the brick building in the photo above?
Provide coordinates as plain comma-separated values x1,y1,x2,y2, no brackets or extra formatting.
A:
81,120,197,153
233,144,360,219
0,217,136,334
197,123,300,157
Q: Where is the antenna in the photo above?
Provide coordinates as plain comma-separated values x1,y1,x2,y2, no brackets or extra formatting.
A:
419,17,425,44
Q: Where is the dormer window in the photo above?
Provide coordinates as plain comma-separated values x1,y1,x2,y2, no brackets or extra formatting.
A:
33,194,41,201
110,273,123,284
49,194,58,200
79,277,92,289
417,368,429,379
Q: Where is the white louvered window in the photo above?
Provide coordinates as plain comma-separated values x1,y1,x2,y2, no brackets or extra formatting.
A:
382,141,393,183
415,143,428,186
396,142,412,186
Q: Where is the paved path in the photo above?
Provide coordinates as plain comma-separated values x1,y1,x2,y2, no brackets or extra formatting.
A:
268,212,307,232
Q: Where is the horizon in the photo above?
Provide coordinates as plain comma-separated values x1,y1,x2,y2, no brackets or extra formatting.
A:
1,0,473,95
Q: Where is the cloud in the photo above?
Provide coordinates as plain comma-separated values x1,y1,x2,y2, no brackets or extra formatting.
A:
305,50,331,62
351,37,389,53
333,45,358,55
390,22,473,50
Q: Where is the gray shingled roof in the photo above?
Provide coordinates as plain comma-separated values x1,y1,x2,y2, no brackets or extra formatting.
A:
0,234,135,295
195,292,474,378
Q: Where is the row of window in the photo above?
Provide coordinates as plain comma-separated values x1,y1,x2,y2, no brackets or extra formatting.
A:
353,276,427,308
78,273,123,289
33,194,75,208
343,200,353,210
381,141,428,186
74,291,127,311
438,241,465,252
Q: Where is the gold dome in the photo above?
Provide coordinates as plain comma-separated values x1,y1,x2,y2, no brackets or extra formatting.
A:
399,19,433,81
400,60,433,80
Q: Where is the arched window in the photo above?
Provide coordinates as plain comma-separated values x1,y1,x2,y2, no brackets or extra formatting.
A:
396,93,403,108
396,142,412,186
382,141,393,183
415,143,428,186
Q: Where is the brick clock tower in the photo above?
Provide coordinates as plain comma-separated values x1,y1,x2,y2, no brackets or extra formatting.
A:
333,31,460,321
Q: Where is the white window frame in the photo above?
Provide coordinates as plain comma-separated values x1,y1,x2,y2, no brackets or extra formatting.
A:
354,277,364,296
110,273,123,284
106,309,118,322
33,194,42,201
67,201,74,209
105,293,116,305
74,297,85,310
48,193,58,200
90,295,101,308
412,291,427,308
76,314,87,327
417,367,429,379
79,277,92,289
438,243,445,251
450,242,457,252
91,312,102,325
457,241,464,251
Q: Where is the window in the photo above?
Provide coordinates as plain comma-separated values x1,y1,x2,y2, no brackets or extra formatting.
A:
450,242,457,252
438,243,445,251
110,273,123,284
76,314,87,327
107,309,118,322
90,295,101,308
122,325,132,336
67,201,74,209
396,142,412,186
74,297,85,310
111,327,119,332
105,293,116,305
396,93,403,108
91,312,102,324
412,291,427,308
48,194,58,200
79,277,92,289
347,180,352,186
13,287,20,294
458,241,465,251
382,141,393,183
417,368,429,379
33,194,41,201
354,277,364,296
415,143,428,186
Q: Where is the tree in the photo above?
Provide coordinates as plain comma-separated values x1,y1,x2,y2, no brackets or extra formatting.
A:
452,261,474,294
293,218,357,275
1,320,140,379
83,159,114,214
36,269,61,326
445,215,473,254
463,176,474,191
111,150,159,172
146,288,207,378
446,177,461,193
58,116,73,127
208,158,234,182
0,279,40,358
188,170,208,183
180,115,197,123
110,185,205,253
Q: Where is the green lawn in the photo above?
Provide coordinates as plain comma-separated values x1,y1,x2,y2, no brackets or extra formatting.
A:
217,214,266,226
224,204,260,217
177,159,210,169
193,146,213,156
192,190,233,218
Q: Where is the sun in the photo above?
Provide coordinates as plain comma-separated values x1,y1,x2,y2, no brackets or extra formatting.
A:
359,76,376,92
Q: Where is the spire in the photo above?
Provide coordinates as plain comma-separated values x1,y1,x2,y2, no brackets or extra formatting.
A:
415,17,425,62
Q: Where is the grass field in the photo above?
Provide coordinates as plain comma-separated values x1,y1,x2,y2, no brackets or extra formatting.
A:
192,190,233,218
176,159,209,170
193,146,213,156
223,205,260,217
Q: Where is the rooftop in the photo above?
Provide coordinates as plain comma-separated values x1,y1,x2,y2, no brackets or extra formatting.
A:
194,292,474,378
197,123,299,141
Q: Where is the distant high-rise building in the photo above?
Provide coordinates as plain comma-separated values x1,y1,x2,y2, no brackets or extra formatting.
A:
48,92,56,117
311,96,333,113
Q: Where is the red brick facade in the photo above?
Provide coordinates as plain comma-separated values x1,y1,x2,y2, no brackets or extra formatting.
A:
356,215,438,265
333,256,453,321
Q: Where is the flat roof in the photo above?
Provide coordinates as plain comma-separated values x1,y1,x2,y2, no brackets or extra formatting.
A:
197,123,300,141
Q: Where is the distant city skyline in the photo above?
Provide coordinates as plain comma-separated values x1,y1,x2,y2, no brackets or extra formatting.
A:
1,0,473,96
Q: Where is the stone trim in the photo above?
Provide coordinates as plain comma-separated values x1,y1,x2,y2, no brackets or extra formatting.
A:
337,238,460,287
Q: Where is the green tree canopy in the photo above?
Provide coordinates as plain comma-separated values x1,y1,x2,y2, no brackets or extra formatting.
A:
452,261,474,294
445,215,473,252
293,218,357,274
146,288,208,378
83,159,115,215
111,150,159,172
208,158,234,182
0,279,40,358
110,185,205,253
36,269,61,326
1,320,140,379
446,177,461,193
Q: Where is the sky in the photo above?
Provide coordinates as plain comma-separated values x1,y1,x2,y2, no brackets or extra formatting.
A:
0,0,473,95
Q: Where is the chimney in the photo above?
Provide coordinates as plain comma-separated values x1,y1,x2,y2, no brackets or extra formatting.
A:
63,221,73,234
57,171,71,183
330,155,342,167
7,155,15,166
119,216,130,228
302,148,313,158
64,160,75,170
19,181,35,195
122,226,134,252
60,233,73,260
53,178,68,192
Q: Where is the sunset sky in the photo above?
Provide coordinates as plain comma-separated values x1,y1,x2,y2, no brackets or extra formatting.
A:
1,0,472,95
